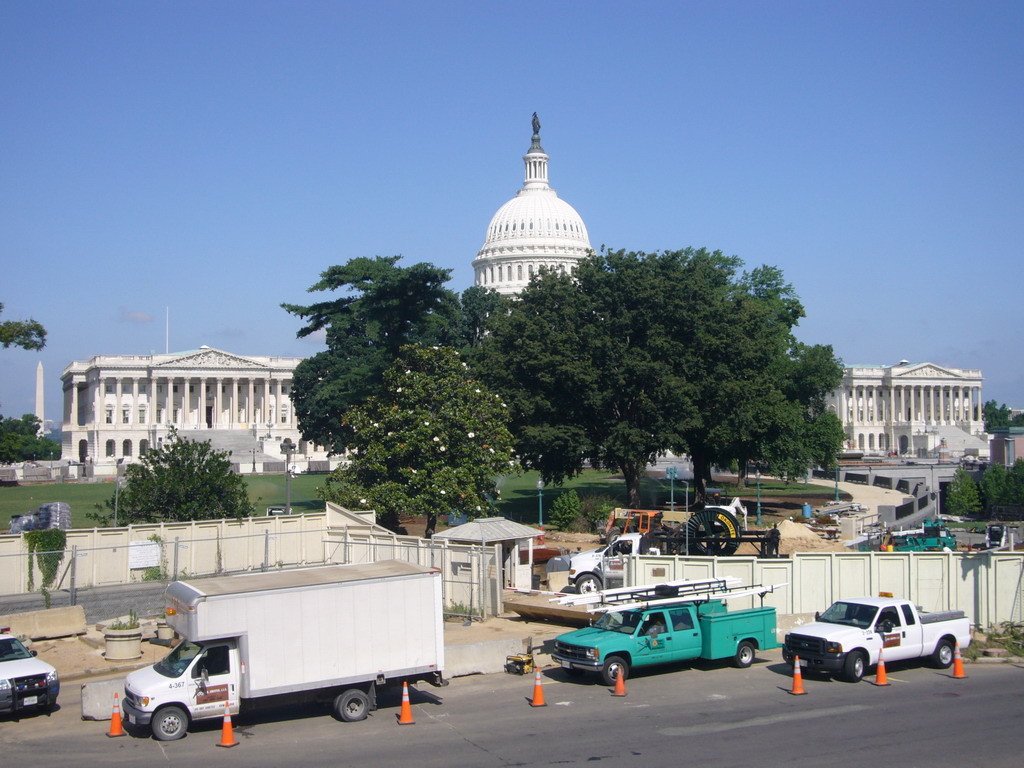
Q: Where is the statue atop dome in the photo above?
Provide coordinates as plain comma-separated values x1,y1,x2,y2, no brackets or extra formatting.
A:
532,112,541,138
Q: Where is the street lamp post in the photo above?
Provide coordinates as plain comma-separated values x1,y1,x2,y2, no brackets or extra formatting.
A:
756,466,762,527
665,465,678,513
834,465,840,501
680,479,691,556
112,460,125,527
536,479,544,527
281,440,297,514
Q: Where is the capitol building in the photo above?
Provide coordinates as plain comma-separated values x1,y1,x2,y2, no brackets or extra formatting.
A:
53,116,991,470
60,347,330,471
472,114,593,295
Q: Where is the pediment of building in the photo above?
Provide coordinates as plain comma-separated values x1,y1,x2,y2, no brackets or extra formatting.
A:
892,363,962,379
158,349,269,370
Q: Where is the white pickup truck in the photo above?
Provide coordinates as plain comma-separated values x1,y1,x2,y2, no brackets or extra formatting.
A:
782,596,971,682
0,629,60,715
545,532,647,594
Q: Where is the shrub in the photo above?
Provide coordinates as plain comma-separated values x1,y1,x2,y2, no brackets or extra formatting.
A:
549,490,582,532
578,493,619,533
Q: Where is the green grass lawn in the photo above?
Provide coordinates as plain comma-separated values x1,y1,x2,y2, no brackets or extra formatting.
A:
1,469,842,531
0,474,331,529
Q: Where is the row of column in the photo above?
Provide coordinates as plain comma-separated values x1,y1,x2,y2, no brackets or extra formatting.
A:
68,375,293,429
842,384,982,426
480,261,570,286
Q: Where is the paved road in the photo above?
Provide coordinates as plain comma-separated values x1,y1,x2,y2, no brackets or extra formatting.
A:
3,652,1022,767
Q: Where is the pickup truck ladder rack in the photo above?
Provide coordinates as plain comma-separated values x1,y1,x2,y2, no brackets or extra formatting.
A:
553,577,787,614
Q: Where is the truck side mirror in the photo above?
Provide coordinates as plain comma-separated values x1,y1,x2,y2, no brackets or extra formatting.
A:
877,620,894,634
814,611,820,621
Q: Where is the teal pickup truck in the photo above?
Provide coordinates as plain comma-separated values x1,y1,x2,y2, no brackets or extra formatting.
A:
552,598,778,685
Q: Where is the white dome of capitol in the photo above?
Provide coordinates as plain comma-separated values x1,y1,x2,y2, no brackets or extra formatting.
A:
473,114,592,296
479,187,590,255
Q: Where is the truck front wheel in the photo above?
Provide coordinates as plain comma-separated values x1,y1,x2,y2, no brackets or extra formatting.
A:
333,689,370,722
734,640,756,669
600,656,629,687
931,638,955,669
151,705,189,741
575,574,601,595
841,651,866,683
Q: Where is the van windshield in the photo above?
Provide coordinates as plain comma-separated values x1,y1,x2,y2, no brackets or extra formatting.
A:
154,640,203,678
594,611,642,634
818,601,878,629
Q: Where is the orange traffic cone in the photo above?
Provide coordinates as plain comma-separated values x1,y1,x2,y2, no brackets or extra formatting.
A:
788,656,807,695
529,666,547,707
107,692,126,737
398,682,415,724
952,642,967,679
874,649,891,687
611,668,627,697
216,701,238,748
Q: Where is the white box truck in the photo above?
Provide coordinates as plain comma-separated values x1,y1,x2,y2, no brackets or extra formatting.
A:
123,560,446,740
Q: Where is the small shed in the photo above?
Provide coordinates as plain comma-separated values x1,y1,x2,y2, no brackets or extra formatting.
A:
432,517,542,589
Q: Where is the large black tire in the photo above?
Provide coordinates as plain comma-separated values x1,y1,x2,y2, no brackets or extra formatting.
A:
684,507,741,556
151,705,189,741
574,573,602,595
734,640,756,669
931,638,955,669
333,689,370,722
840,651,866,683
600,655,629,687
605,527,622,545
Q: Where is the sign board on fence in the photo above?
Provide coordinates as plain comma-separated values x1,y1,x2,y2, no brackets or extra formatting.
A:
128,541,161,569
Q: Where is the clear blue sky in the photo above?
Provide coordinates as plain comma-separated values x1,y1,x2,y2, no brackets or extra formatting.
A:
3,1,1022,423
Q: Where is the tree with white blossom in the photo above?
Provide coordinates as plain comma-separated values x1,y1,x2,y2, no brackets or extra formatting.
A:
318,344,517,534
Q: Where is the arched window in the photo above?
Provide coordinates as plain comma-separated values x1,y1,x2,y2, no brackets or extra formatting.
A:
857,434,865,450
140,439,150,456
106,439,116,457
78,439,89,463
122,439,133,457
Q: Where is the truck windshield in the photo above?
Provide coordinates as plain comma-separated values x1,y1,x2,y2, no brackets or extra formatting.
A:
0,637,34,662
594,611,642,635
154,640,203,678
818,601,878,629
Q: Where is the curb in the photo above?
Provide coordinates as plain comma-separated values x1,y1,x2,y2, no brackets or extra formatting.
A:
64,659,155,684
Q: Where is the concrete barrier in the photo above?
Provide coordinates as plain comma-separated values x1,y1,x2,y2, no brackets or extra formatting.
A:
0,605,87,640
445,637,528,677
80,677,126,720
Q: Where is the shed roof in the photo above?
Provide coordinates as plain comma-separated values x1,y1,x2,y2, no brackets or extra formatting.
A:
432,517,541,544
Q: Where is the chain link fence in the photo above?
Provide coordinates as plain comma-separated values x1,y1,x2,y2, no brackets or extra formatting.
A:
1,527,502,624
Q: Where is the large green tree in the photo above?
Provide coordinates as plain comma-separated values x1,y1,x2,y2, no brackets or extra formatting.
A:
980,459,1024,508
0,302,46,350
474,248,843,505
282,256,461,453
318,344,516,534
982,400,1024,431
89,428,254,525
945,467,983,517
0,414,60,463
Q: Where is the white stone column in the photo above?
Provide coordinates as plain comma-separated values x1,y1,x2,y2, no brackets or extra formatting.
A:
68,381,77,426
231,379,238,426
248,379,255,424
115,377,123,428
215,377,223,428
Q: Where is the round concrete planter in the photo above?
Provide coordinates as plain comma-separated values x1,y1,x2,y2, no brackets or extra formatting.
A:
104,627,143,661
156,621,175,642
